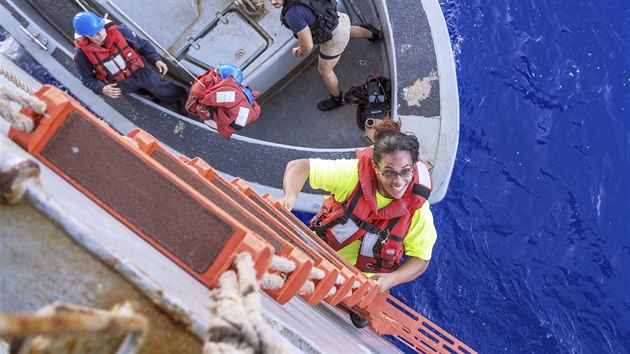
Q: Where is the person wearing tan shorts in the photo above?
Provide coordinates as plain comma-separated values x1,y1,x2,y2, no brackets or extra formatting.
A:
269,0,383,111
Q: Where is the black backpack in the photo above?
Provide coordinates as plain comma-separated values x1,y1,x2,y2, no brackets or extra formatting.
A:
345,75,391,130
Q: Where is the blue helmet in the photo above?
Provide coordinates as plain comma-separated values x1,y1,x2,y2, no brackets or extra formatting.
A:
217,63,243,85
73,11,105,37
241,87,254,105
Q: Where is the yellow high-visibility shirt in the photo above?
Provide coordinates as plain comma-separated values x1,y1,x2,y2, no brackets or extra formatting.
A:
308,158,437,266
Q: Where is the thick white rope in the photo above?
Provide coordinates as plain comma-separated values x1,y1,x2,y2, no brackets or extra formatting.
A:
0,63,38,95
204,253,293,354
309,267,325,280
299,280,315,295
343,281,362,299
0,158,40,205
0,85,46,133
269,255,295,273
260,273,284,290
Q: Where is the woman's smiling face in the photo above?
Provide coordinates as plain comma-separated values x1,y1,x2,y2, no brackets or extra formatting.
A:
373,150,414,199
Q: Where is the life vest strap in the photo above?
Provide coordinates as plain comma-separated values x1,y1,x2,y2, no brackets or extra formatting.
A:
310,186,362,239
348,214,404,242
370,218,401,273
412,183,431,199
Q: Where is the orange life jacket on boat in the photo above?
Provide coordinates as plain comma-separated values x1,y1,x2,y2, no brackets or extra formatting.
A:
74,23,145,84
185,70,261,140
310,147,432,273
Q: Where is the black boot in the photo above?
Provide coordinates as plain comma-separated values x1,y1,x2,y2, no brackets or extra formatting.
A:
317,92,345,111
175,91,189,116
349,311,369,329
360,23,383,42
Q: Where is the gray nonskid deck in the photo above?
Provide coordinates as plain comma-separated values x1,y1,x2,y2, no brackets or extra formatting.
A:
0,0,456,208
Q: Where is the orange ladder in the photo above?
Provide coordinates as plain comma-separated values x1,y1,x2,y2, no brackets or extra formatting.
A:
126,128,320,304
9,85,274,290
9,85,475,353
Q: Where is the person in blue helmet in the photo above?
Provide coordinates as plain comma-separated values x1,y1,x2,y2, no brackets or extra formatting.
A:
72,11,187,113
268,0,383,111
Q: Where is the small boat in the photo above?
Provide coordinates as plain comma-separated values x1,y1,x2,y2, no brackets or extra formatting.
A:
0,0,458,213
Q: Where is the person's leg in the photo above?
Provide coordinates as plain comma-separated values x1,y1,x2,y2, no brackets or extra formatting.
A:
350,26,372,39
316,13,352,111
136,67,185,104
351,24,383,42
316,55,345,111
317,56,342,97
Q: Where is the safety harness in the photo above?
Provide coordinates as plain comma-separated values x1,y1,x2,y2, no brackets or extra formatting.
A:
281,0,339,45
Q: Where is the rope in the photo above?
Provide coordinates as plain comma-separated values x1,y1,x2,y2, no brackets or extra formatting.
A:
0,63,38,94
309,267,325,280
204,253,293,354
260,273,284,290
299,280,314,295
0,158,40,205
0,85,46,133
269,255,295,273
105,0,205,88
0,302,147,354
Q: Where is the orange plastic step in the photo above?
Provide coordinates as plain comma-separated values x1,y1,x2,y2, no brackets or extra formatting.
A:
367,294,476,354
126,128,316,304
184,157,340,305
8,85,274,290
229,179,377,308
258,193,381,308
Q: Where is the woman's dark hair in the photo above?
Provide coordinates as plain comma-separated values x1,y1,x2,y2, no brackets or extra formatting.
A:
373,124,420,165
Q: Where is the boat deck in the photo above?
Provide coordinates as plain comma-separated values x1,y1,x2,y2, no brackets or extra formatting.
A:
0,0,457,212
241,37,386,148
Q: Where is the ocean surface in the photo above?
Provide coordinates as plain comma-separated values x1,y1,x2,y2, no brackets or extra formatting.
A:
2,1,629,353
394,1,630,353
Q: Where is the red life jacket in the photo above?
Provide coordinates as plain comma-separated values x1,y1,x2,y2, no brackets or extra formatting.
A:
74,23,145,84
185,70,261,140
310,147,432,273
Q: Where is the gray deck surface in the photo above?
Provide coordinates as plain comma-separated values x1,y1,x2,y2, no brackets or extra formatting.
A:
0,0,448,201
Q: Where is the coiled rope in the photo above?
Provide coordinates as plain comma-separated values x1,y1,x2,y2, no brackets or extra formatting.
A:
204,252,293,354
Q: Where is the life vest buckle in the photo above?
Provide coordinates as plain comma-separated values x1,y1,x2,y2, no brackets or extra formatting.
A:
379,229,390,245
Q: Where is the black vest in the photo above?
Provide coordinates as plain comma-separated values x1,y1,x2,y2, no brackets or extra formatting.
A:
281,0,339,45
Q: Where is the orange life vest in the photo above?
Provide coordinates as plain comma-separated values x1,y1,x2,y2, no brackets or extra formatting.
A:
74,23,145,84
185,70,261,140
310,147,432,273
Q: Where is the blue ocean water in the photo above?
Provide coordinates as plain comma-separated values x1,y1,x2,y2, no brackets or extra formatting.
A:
390,1,630,353
2,1,629,353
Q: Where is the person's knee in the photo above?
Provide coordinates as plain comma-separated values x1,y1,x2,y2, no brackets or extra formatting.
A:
317,64,331,77
317,61,337,77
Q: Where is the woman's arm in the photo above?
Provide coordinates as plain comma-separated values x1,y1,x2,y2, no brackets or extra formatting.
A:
370,257,430,294
292,27,314,57
280,159,310,210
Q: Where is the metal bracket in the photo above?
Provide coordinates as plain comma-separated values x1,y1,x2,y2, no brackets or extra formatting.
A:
19,26,48,51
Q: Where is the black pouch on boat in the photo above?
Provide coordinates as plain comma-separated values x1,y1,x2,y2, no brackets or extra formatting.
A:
346,75,391,130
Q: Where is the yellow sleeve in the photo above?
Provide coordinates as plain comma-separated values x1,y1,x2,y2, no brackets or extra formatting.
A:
402,203,437,260
308,158,359,202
